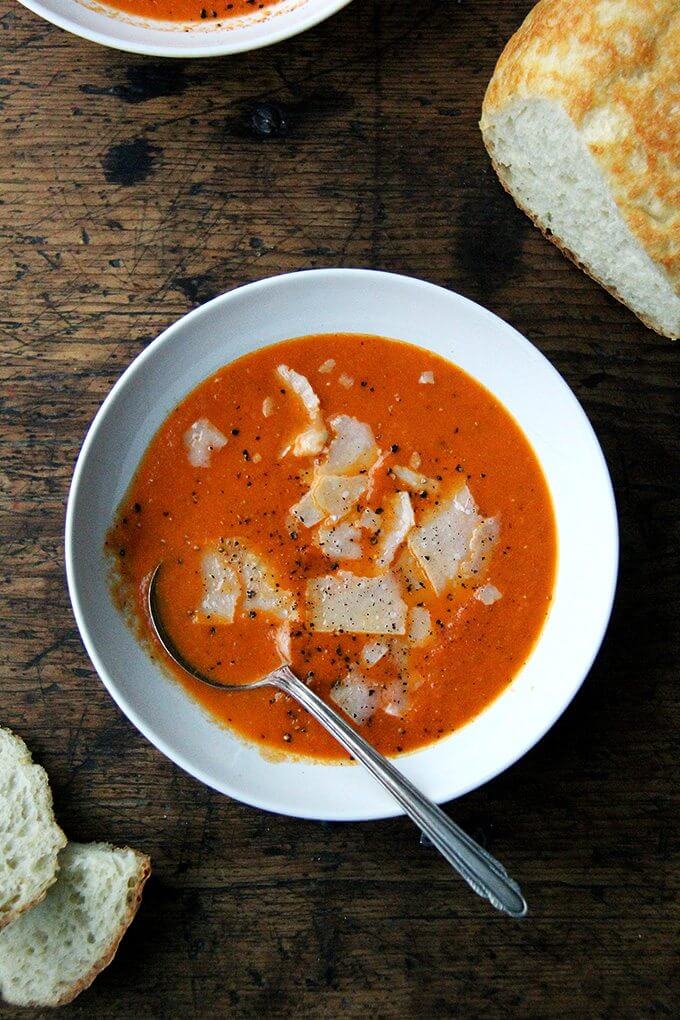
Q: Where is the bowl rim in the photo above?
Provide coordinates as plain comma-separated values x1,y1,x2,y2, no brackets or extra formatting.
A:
65,268,619,820
16,0,353,58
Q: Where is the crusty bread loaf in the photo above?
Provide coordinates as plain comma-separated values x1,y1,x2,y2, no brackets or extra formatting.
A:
0,842,150,1008
0,727,67,929
481,0,680,339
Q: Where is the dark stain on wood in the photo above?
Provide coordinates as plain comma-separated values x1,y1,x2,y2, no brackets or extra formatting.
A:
0,1,678,1017
80,60,190,104
102,136,161,186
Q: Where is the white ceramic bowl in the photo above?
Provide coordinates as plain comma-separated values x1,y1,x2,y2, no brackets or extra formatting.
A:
66,269,618,820
17,0,352,58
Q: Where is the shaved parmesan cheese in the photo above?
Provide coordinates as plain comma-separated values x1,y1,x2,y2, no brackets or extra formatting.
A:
238,546,296,620
380,637,425,716
338,373,354,389
321,415,379,476
408,484,497,595
409,451,422,470
306,572,407,635
474,583,502,605
391,465,438,494
394,547,428,594
184,418,227,468
317,521,362,561
374,491,415,569
330,668,378,725
362,640,389,668
290,490,325,528
218,540,296,621
358,508,381,534
382,677,409,718
318,359,336,374
313,474,369,521
419,371,435,384
408,607,432,645
200,551,240,623
262,396,275,418
276,364,328,457
463,517,500,579
292,421,329,458
277,364,319,418
275,622,292,662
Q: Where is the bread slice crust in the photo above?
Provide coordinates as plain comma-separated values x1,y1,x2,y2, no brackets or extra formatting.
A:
481,0,680,338
49,844,151,1008
0,842,151,1008
0,727,67,930
489,155,678,339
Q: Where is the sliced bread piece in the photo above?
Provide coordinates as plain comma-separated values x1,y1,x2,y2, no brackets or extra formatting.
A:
481,0,680,339
0,727,67,930
0,842,150,1008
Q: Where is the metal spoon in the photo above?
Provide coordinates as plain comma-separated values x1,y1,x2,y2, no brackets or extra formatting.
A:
148,565,527,918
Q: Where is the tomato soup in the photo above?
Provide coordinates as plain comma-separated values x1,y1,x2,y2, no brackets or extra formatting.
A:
101,0,277,24
107,333,556,760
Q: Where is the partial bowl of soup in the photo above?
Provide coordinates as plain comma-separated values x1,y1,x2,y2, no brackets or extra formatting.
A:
17,0,352,57
65,269,618,820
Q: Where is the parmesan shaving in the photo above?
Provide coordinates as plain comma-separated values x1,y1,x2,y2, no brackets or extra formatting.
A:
474,583,502,605
463,518,500,579
338,374,354,389
409,451,422,470
237,545,296,620
306,571,407,635
318,358,336,374
184,418,227,469
408,484,498,595
330,668,378,725
275,622,292,662
407,606,432,646
292,421,329,458
361,640,389,668
374,491,415,570
317,521,362,561
276,364,328,457
320,415,379,476
381,637,424,716
215,540,296,621
262,396,275,418
290,490,325,528
419,371,435,384
312,474,369,521
382,676,409,718
391,465,438,494
200,551,240,623
394,546,428,594
358,508,381,534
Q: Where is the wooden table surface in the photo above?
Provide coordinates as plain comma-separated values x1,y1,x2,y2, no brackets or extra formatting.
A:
1,1,678,1016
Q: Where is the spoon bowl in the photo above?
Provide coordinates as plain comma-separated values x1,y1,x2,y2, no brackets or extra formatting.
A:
147,563,528,918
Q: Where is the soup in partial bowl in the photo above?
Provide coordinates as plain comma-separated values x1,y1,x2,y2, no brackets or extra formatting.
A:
65,269,617,820
17,0,352,57
106,332,557,761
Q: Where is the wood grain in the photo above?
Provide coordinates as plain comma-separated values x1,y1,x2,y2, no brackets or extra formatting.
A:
1,1,678,1016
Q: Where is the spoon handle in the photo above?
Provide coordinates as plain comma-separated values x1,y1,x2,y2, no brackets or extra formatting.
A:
273,665,527,918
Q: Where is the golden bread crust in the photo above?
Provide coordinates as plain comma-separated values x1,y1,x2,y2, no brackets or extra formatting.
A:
482,0,680,291
52,849,151,1008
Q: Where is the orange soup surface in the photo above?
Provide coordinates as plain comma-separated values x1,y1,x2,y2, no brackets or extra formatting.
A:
101,0,277,24
107,333,557,761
